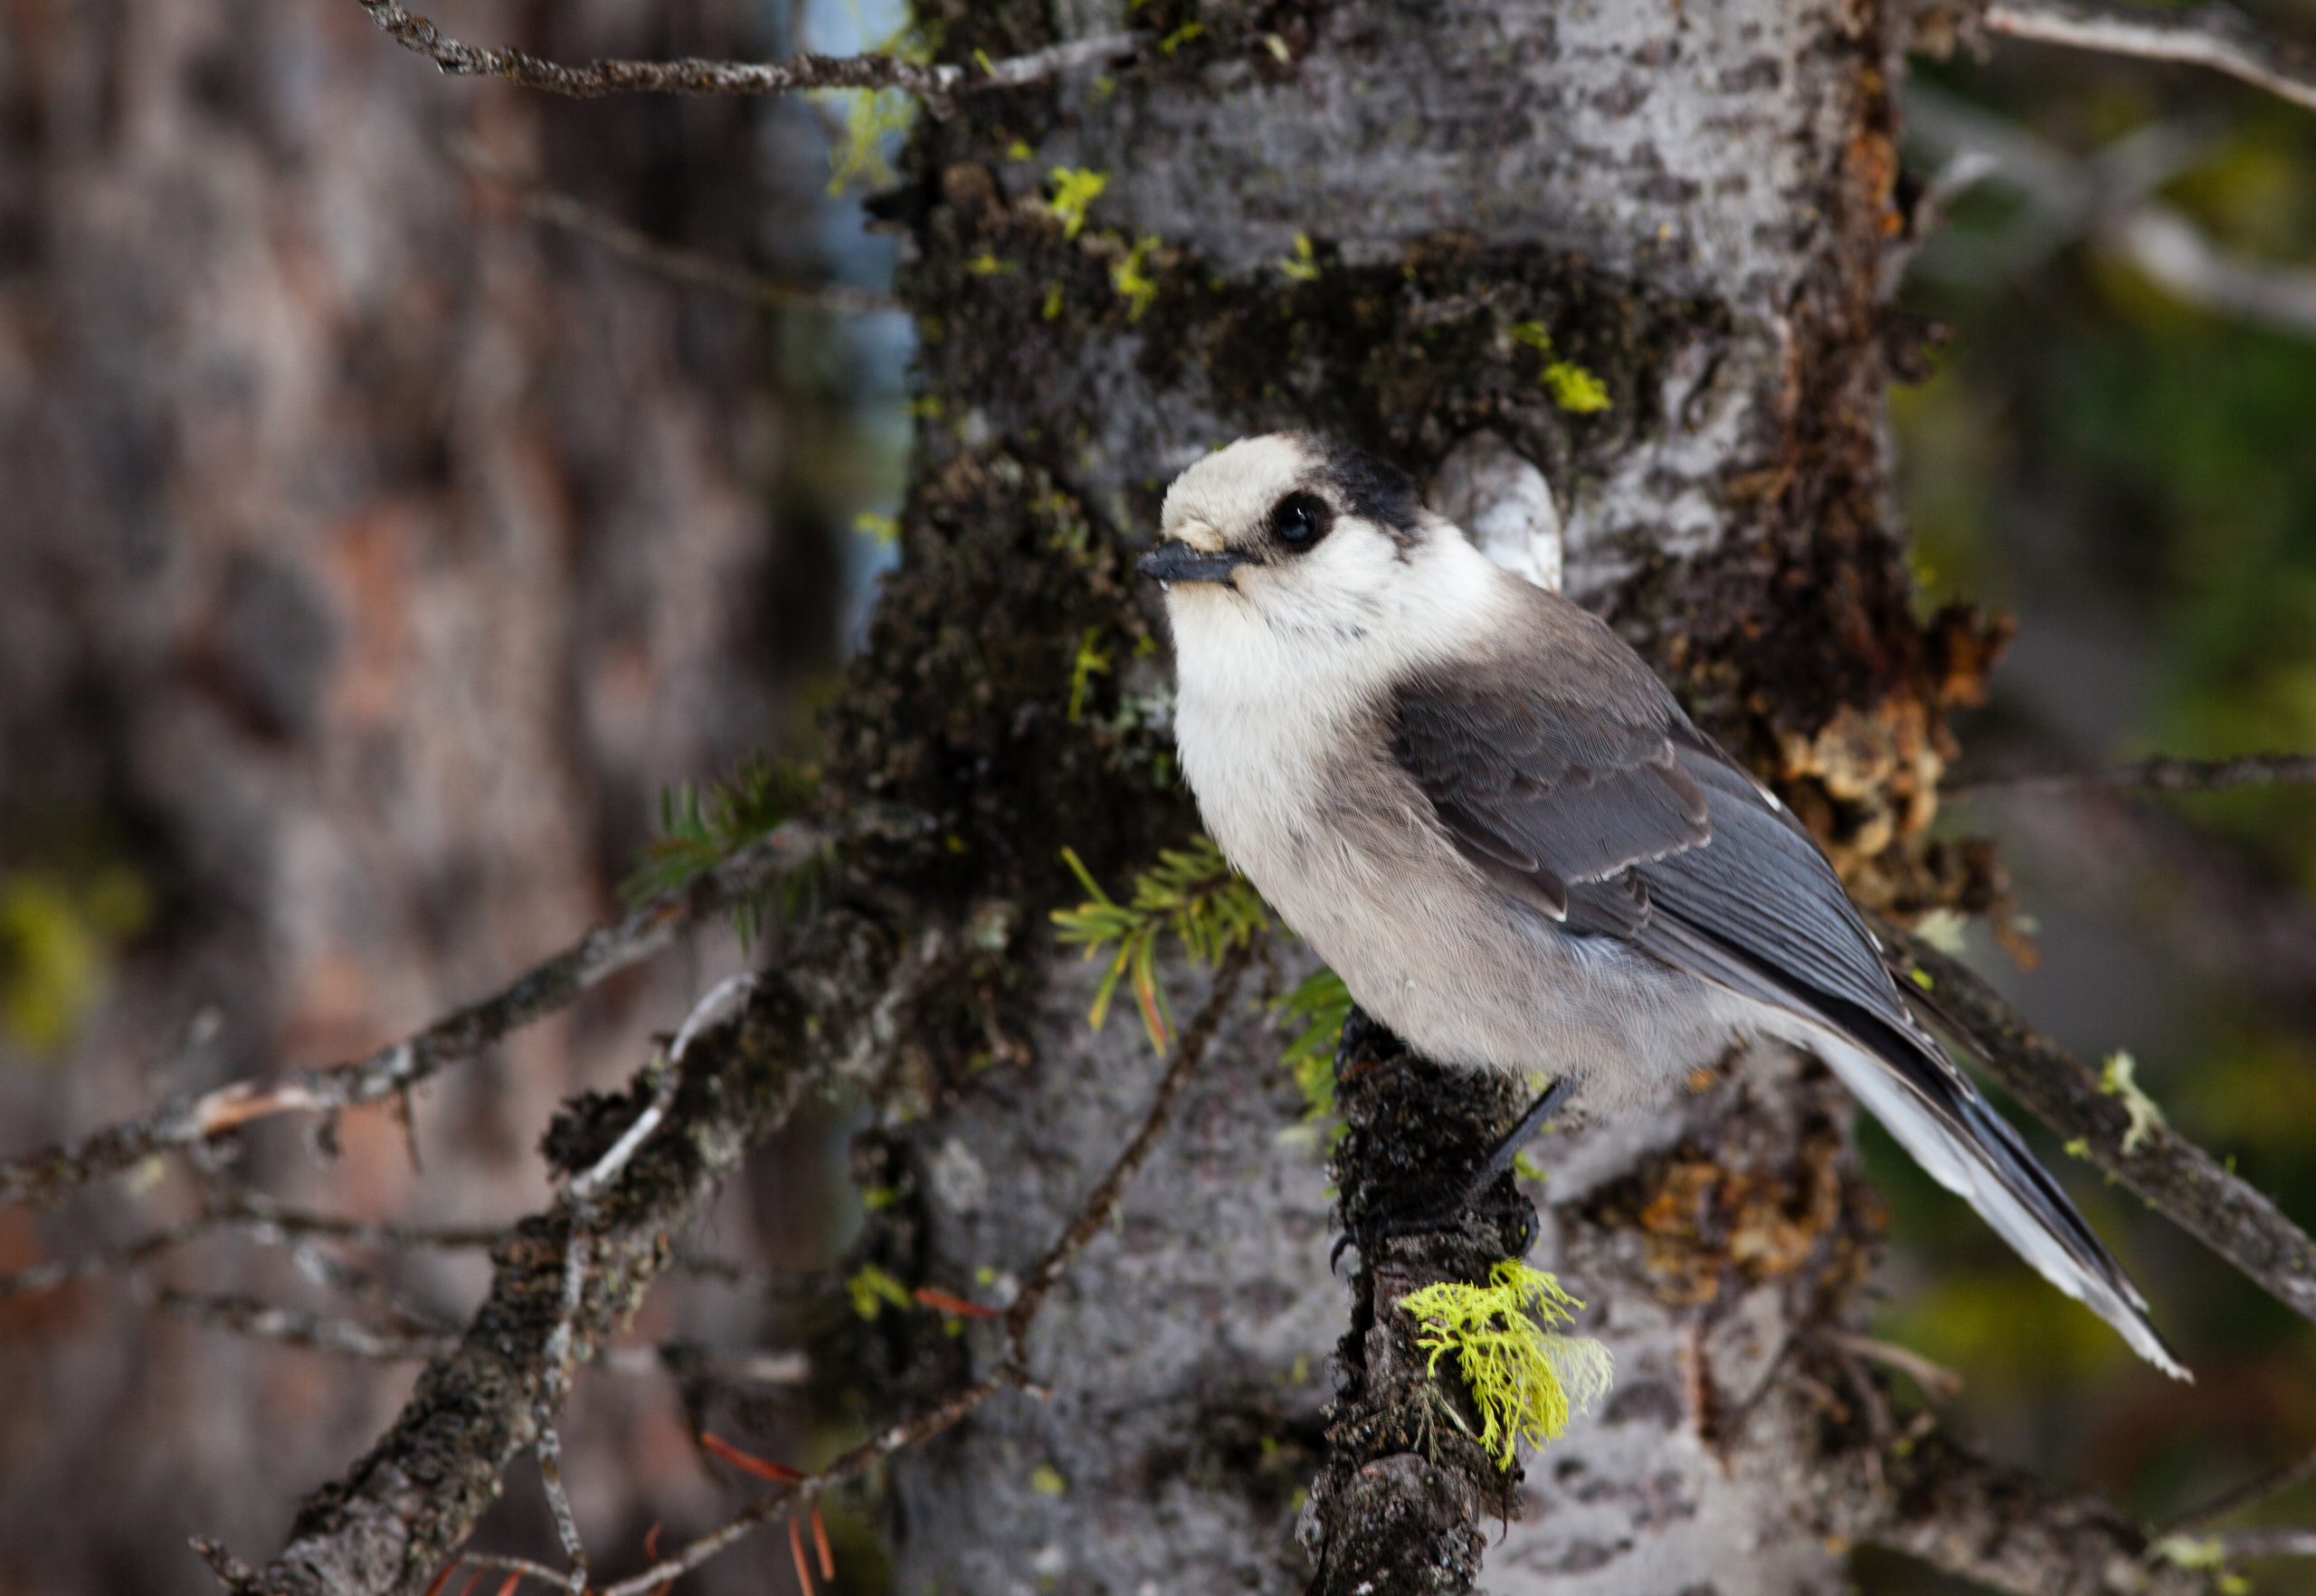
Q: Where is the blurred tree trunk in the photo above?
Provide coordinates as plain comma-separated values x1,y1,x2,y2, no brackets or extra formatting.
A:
838,1,1998,1591
0,3,815,1590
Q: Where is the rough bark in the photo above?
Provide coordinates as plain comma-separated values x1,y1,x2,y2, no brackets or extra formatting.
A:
832,1,2009,1591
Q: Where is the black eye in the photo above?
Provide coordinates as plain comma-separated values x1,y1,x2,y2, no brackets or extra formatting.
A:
1268,491,1332,552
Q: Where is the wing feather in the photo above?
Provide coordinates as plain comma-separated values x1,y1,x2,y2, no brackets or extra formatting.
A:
1386,584,2178,1373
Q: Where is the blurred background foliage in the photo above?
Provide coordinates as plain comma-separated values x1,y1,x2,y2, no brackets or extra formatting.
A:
1867,6,2316,1587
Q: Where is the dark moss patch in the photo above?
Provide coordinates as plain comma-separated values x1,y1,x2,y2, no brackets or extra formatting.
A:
821,446,1190,913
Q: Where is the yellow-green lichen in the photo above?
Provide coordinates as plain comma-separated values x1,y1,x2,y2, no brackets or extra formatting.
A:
1112,234,1161,320
2101,1050,2166,1154
1506,320,1611,413
1279,233,1322,283
1542,361,1611,413
1046,167,1109,241
1066,626,1114,722
1400,1260,1613,1469
0,868,149,1057
847,1262,914,1320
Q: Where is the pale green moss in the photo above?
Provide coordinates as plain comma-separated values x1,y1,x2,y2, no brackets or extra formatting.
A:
1046,167,1110,241
1505,321,1611,412
1400,1261,1613,1469
847,1262,914,1320
2101,1050,2166,1154
1112,235,1161,320
1066,626,1114,722
1542,361,1612,413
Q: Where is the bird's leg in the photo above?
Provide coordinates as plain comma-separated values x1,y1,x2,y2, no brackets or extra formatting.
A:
1463,1075,1575,1194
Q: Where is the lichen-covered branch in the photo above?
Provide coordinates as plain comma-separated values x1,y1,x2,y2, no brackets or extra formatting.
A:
358,0,1138,115
203,909,943,1596
1984,0,2316,116
0,812,889,1209
1888,928,2316,1327
1298,1012,1537,1596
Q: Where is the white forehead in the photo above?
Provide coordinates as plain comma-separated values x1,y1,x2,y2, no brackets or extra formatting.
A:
1161,435,1315,545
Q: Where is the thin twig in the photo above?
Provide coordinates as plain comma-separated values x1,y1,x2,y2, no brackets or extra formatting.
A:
534,1428,587,1593
2167,1445,2316,1536
1953,750,2316,797
1002,944,1256,1361
593,948,1254,1596
450,140,899,316
1904,85,2316,340
2219,1528,2316,1558
359,0,1139,117
1985,0,2316,116
1824,1331,1965,1401
1885,926,2316,1330
144,1287,458,1362
0,812,902,1210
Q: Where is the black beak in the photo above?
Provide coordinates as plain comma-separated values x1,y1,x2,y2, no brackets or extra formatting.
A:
1137,542,1253,584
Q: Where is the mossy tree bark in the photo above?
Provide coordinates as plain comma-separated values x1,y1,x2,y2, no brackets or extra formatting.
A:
828,2,2005,1591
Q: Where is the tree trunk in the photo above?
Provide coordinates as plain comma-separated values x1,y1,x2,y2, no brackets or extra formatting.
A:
831,1,1998,1591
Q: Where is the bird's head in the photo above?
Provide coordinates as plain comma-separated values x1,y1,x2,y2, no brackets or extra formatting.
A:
1142,433,1504,691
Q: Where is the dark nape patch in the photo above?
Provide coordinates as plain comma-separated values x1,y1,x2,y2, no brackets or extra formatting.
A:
1301,433,1422,545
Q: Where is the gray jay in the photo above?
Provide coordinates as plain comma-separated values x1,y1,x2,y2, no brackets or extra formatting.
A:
1139,432,2183,1379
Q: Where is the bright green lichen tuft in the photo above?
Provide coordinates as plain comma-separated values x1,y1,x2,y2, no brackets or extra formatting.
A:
1279,233,1322,283
846,1262,914,1320
1505,320,1611,412
1542,360,1612,413
2101,1050,2167,1154
1066,626,1114,721
1400,1260,1614,1469
1112,234,1162,320
1052,838,1269,1051
1046,167,1109,241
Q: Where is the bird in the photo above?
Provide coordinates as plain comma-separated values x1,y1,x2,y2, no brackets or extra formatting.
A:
1138,431,2184,1379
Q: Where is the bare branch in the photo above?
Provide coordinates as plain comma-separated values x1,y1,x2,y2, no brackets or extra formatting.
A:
2167,1444,2316,1535
2220,1529,2316,1559
1834,1425,2229,1595
450,141,900,316
198,910,947,1596
533,1428,587,1594
147,1287,457,1363
0,812,907,1210
2103,206,2316,338
1905,84,2316,338
358,0,1140,116
1984,0,2316,116
1953,749,2316,796
1885,926,2316,1328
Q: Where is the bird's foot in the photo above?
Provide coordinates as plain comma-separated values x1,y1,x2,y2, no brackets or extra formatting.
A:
1328,1075,1574,1272
1331,1173,1536,1272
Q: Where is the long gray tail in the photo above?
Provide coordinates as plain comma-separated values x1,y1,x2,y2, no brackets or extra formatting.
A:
1817,1031,2188,1380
